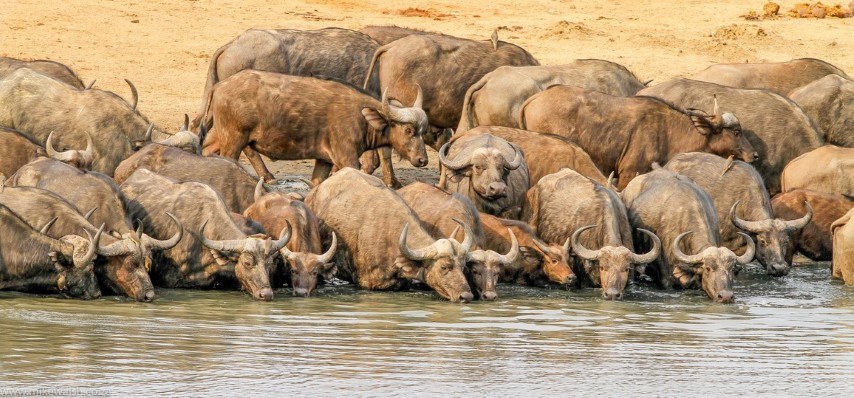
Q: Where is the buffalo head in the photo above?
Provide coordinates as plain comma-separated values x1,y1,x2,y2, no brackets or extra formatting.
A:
687,95,758,163
156,114,202,154
439,140,523,200
464,224,520,301
397,221,474,303
281,232,338,297
45,131,94,170
730,200,812,277
572,225,661,300
673,231,755,303
199,220,290,301
362,87,429,168
52,223,105,299
529,237,576,285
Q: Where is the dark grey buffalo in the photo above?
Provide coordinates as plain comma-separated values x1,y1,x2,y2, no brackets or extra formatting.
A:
788,74,854,148
0,202,102,298
522,168,660,299
665,152,811,276
638,78,824,195
0,56,85,89
120,169,288,301
458,60,648,132
305,168,474,303
621,167,755,303
690,58,850,96
438,133,528,219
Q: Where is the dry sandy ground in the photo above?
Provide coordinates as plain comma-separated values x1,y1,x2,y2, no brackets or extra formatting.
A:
2,0,852,185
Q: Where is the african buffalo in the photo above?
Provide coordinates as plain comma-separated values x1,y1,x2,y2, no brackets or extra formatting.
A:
520,85,757,189
438,133,528,218
200,71,429,187
0,182,179,302
398,182,519,301
621,167,755,302
0,56,86,89
690,58,850,96
453,126,607,186
457,60,647,132
638,78,823,195
781,145,853,196
115,143,260,213
192,27,382,130
772,189,854,261
665,152,811,276
43,131,94,170
479,213,576,287
0,127,43,177
522,168,659,299
831,207,854,284
305,168,474,303
788,74,854,148
0,203,102,298
121,169,288,301
244,182,337,297
0,68,163,175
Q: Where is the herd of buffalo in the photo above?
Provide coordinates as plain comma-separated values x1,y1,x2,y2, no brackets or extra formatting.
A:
1,26,852,304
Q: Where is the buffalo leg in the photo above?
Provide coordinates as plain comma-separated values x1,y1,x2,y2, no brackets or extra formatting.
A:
311,160,334,186
378,147,402,188
243,147,276,182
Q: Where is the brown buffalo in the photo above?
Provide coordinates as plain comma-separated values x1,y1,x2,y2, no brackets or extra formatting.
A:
305,168,474,302
120,169,288,301
200,71,429,187
0,127,44,177
781,145,854,196
454,126,607,186
438,133,528,218
520,85,757,189
831,207,854,284
398,182,519,301
458,60,648,132
0,56,86,89
772,189,854,261
244,182,336,297
690,58,850,96
0,202,102,298
479,213,576,287
622,167,754,302
788,74,854,148
522,168,659,299
638,78,824,195
665,152,812,276
115,143,260,213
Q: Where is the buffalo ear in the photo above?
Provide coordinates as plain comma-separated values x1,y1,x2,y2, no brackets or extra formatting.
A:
133,140,148,150
361,108,388,132
321,262,337,281
686,109,715,136
394,258,426,281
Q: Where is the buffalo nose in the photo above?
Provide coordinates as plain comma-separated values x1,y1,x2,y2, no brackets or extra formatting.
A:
486,182,507,198
459,292,474,303
293,287,310,297
752,152,760,161
603,289,623,301
566,274,578,286
414,157,428,167
717,290,734,303
482,291,498,301
256,288,274,301
769,263,790,277
143,290,156,302
89,291,101,300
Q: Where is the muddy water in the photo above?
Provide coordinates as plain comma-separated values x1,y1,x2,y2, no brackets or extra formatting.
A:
1,264,852,397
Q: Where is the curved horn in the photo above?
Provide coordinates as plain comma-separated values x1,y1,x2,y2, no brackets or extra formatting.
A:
398,223,431,261
571,225,601,260
81,224,105,265
451,218,475,252
40,217,58,234
672,231,704,264
629,228,661,264
735,232,756,264
85,80,96,89
317,232,338,263
82,133,94,160
125,78,138,110
729,200,769,233
413,84,423,109
784,201,813,232
498,228,520,265
437,142,471,170
45,132,74,162
381,87,409,122
380,88,391,116
143,213,184,251
198,219,246,253
83,207,98,221
532,237,550,253
503,143,523,170
272,221,292,252
181,114,190,131
713,94,721,119
143,123,153,141
254,179,266,202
